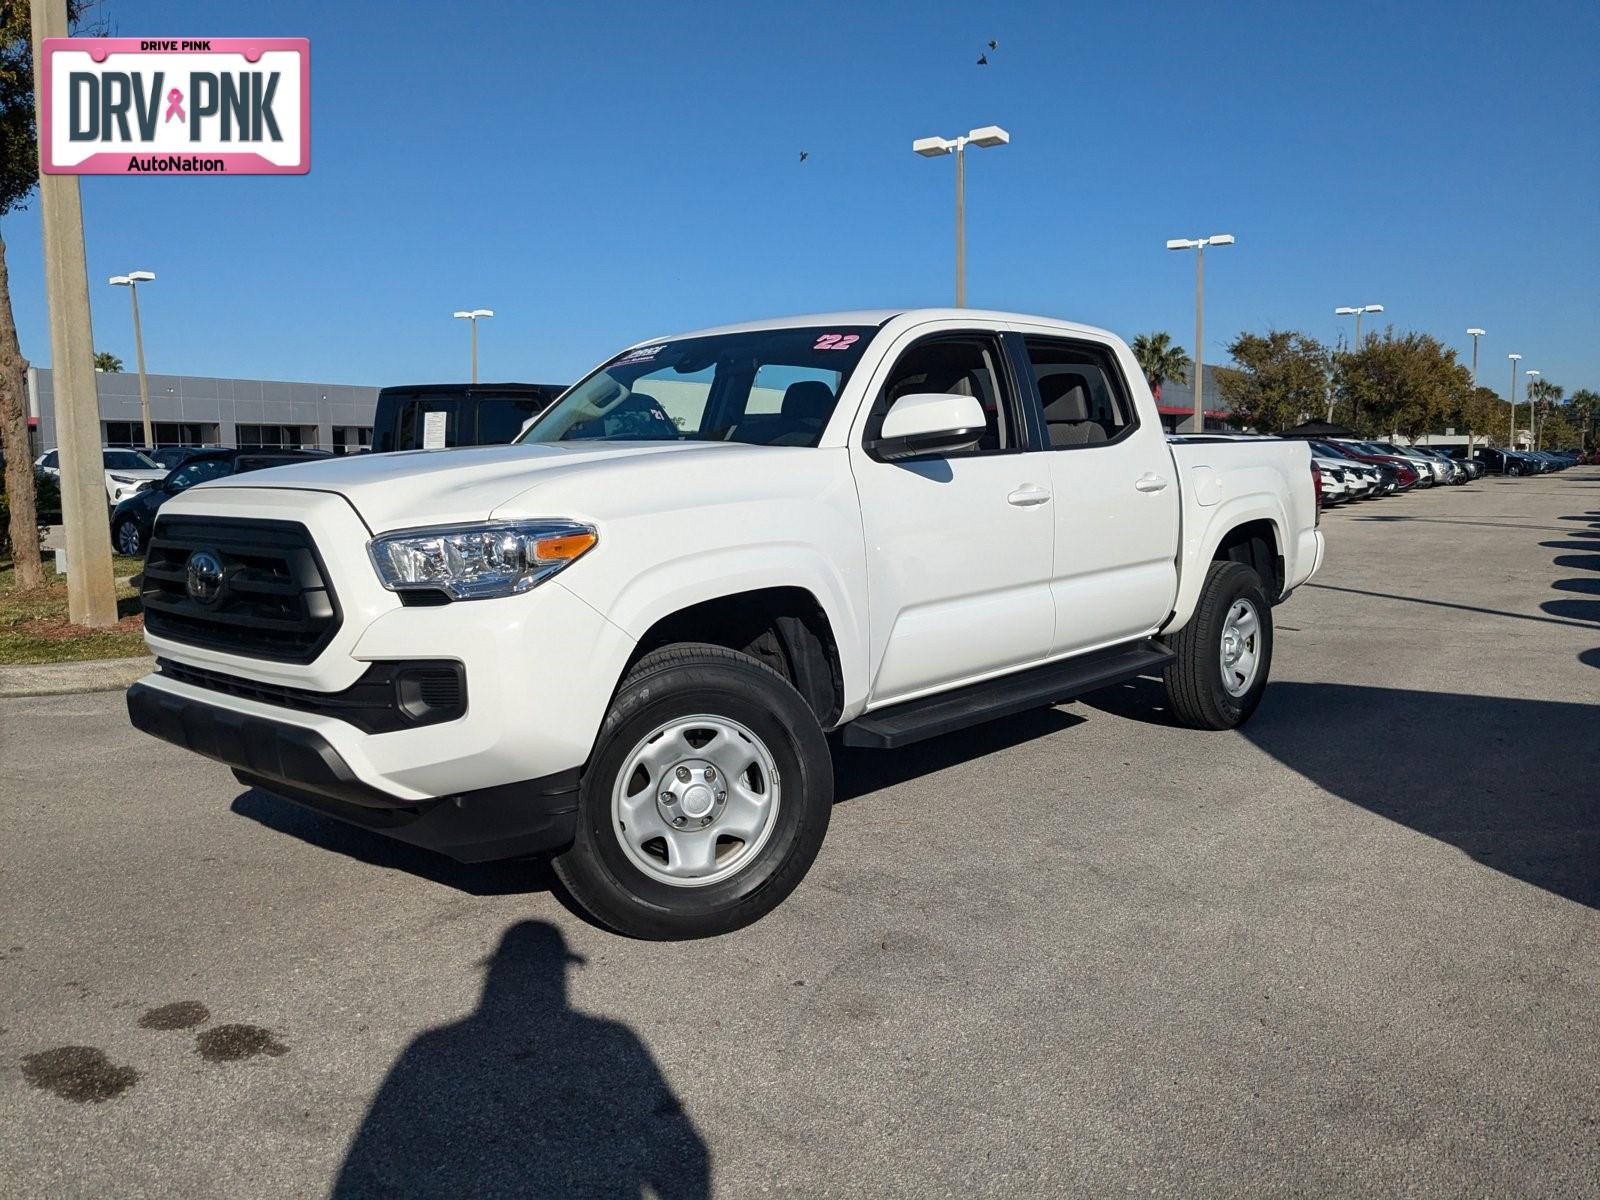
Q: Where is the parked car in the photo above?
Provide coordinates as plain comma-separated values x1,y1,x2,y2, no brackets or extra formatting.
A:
1313,460,1351,505
128,308,1325,939
1409,446,1469,484
35,446,169,505
372,382,568,453
1436,446,1486,479
1326,440,1422,489
109,448,329,555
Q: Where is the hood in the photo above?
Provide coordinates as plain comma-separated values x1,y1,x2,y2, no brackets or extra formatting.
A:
107,467,166,480
198,440,790,531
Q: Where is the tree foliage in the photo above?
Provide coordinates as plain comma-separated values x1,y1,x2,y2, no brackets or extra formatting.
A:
1332,329,1471,442
1130,332,1189,401
1213,329,1328,433
93,350,121,371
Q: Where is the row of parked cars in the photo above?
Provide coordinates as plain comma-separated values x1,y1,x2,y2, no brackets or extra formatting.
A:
1293,438,1583,506
34,445,330,554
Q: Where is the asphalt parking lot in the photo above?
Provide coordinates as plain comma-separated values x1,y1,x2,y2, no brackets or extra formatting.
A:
2,469,1597,1198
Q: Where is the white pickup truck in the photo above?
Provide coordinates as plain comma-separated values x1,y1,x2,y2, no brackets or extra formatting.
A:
127,310,1323,938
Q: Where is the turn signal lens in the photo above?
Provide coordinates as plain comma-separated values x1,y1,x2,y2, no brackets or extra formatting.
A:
533,531,598,563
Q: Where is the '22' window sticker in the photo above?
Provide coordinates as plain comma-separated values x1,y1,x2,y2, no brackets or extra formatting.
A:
814,334,860,351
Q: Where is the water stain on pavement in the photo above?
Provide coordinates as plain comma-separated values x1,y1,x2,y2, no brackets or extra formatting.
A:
21,1046,139,1102
196,1023,289,1062
138,1001,210,1031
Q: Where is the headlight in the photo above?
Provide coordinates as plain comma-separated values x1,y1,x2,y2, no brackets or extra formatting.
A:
110,473,139,485
368,519,597,600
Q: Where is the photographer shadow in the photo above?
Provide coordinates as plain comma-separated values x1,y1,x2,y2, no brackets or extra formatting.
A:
333,920,709,1199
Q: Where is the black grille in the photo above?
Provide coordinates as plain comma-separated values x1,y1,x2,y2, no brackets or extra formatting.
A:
142,517,341,663
157,658,466,733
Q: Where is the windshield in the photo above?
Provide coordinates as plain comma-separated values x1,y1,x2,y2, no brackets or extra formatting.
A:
104,449,158,470
518,326,877,448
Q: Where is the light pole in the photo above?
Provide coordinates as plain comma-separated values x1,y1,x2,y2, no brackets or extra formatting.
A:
109,271,156,447
1526,370,1541,450
913,125,1010,307
1466,328,1485,455
1335,304,1385,352
1508,353,1521,448
452,309,494,383
1166,235,1235,433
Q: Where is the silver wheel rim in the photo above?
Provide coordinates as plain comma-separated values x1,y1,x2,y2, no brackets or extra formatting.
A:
1219,599,1262,698
115,522,140,554
611,714,781,888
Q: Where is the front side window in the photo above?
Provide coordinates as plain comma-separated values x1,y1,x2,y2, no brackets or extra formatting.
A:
866,334,1015,454
518,326,875,448
1024,337,1139,448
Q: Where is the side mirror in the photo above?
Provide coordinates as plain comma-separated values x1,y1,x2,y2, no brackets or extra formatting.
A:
867,392,986,461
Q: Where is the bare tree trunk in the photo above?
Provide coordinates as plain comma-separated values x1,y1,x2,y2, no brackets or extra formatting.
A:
0,226,44,590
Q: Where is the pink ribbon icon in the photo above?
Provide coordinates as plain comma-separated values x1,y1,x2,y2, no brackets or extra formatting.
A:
164,88,185,123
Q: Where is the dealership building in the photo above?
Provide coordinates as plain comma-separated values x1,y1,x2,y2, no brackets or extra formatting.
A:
25,366,381,455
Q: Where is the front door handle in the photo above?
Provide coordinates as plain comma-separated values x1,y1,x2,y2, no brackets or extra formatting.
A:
1007,484,1052,507
1134,474,1169,493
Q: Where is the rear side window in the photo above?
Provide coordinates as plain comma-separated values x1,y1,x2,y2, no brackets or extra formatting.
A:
1024,337,1139,448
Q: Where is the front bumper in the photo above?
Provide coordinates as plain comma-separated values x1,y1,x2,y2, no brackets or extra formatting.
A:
127,682,579,861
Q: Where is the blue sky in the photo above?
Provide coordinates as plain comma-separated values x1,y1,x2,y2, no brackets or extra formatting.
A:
5,0,1597,398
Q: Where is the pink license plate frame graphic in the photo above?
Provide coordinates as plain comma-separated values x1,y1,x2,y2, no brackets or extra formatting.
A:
39,38,310,175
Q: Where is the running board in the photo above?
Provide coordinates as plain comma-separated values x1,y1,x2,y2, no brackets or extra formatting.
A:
841,639,1174,750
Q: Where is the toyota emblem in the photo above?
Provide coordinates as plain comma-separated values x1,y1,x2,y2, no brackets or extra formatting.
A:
184,549,225,605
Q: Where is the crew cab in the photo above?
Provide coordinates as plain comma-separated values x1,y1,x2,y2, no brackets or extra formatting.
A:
126,310,1324,939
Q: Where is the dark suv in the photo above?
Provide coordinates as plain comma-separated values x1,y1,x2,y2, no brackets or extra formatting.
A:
110,448,328,555
373,383,567,453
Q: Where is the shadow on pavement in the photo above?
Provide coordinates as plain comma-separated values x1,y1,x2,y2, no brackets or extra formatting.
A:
831,706,1083,801
230,789,555,898
333,920,709,1199
1243,682,1599,909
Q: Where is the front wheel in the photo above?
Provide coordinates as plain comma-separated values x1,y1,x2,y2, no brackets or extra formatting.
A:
1162,560,1274,730
553,643,833,939
113,517,144,556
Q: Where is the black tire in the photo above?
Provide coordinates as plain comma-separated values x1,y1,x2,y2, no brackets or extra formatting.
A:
112,517,144,556
553,643,833,940
1162,559,1273,730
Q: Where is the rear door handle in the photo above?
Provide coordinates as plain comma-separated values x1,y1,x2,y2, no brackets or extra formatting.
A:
1134,474,1169,493
1007,484,1052,507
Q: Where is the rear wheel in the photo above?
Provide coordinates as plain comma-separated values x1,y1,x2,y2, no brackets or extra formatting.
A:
553,643,833,939
1163,560,1273,730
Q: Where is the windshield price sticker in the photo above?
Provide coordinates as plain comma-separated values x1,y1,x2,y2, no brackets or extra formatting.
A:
39,38,310,175
615,344,666,366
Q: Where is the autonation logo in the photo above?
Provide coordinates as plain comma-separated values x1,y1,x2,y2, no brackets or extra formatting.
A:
40,38,309,175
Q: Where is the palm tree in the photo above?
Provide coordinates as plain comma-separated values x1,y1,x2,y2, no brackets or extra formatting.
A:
1130,332,1190,403
93,351,123,372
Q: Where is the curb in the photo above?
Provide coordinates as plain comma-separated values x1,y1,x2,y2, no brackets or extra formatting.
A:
0,655,155,698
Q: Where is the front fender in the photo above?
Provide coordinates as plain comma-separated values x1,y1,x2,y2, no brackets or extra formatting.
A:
561,541,870,719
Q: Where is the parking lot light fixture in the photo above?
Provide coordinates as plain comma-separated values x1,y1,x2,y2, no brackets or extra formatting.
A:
1167,235,1235,432
452,308,494,383
109,270,157,448
1508,353,1522,447
913,125,1010,306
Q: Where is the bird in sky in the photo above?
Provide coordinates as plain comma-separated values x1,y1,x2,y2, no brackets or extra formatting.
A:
976,53,988,65
988,39,998,50
799,151,808,162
